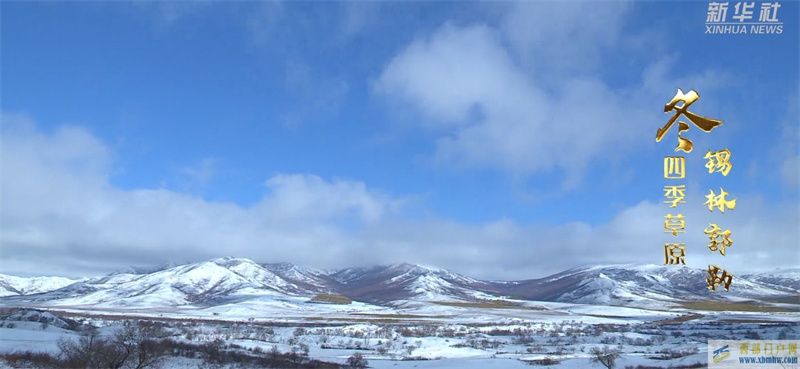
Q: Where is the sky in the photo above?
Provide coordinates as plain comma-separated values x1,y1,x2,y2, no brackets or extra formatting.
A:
1,0,798,280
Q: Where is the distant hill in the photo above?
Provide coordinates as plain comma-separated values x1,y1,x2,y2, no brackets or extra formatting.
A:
0,274,79,298
1,258,797,311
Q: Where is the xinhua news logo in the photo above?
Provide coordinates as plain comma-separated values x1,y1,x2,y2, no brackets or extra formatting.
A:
705,1,784,34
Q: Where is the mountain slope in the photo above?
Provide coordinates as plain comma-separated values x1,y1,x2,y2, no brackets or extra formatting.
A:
492,264,800,307
260,262,332,294
330,263,513,304
0,275,78,297
8,258,322,307
2,260,798,310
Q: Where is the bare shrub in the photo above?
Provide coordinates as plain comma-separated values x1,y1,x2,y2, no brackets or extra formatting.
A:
590,346,621,369
346,352,369,368
56,320,167,369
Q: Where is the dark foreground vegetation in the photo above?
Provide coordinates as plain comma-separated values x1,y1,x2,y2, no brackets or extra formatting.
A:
0,319,359,369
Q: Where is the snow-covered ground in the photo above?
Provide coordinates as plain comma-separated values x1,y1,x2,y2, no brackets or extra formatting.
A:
1,303,797,368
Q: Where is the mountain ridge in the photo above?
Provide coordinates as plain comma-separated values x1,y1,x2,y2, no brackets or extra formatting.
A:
1,258,798,309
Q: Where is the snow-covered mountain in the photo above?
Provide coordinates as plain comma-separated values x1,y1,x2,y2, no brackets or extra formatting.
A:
260,262,332,294
2,258,324,308
0,274,79,297
492,264,800,307
1,259,798,310
741,268,800,294
328,263,498,303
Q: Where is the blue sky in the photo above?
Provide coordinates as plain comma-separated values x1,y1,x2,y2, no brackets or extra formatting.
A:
2,1,798,279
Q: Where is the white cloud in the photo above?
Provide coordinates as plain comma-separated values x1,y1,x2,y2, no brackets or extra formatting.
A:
2,115,796,280
500,1,633,73
775,92,800,190
374,6,735,191
375,23,655,189
129,0,214,31
362,192,798,280
180,157,220,188
0,115,392,276
781,155,799,189
339,2,380,41
155,1,209,26
257,174,393,224
376,24,534,126
281,59,350,128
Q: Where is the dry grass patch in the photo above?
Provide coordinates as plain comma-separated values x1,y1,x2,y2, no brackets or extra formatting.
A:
715,318,781,324
680,301,799,312
759,296,800,305
584,314,634,319
653,313,703,325
308,293,352,305
351,313,446,319
434,300,546,310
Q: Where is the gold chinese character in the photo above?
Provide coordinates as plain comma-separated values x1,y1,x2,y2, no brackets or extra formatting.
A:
704,223,733,255
664,185,687,208
664,156,686,179
656,89,724,153
764,342,773,355
704,188,737,212
752,343,761,354
776,343,785,355
739,342,749,355
789,343,797,355
704,149,732,176
706,264,733,291
664,214,686,236
664,243,686,265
